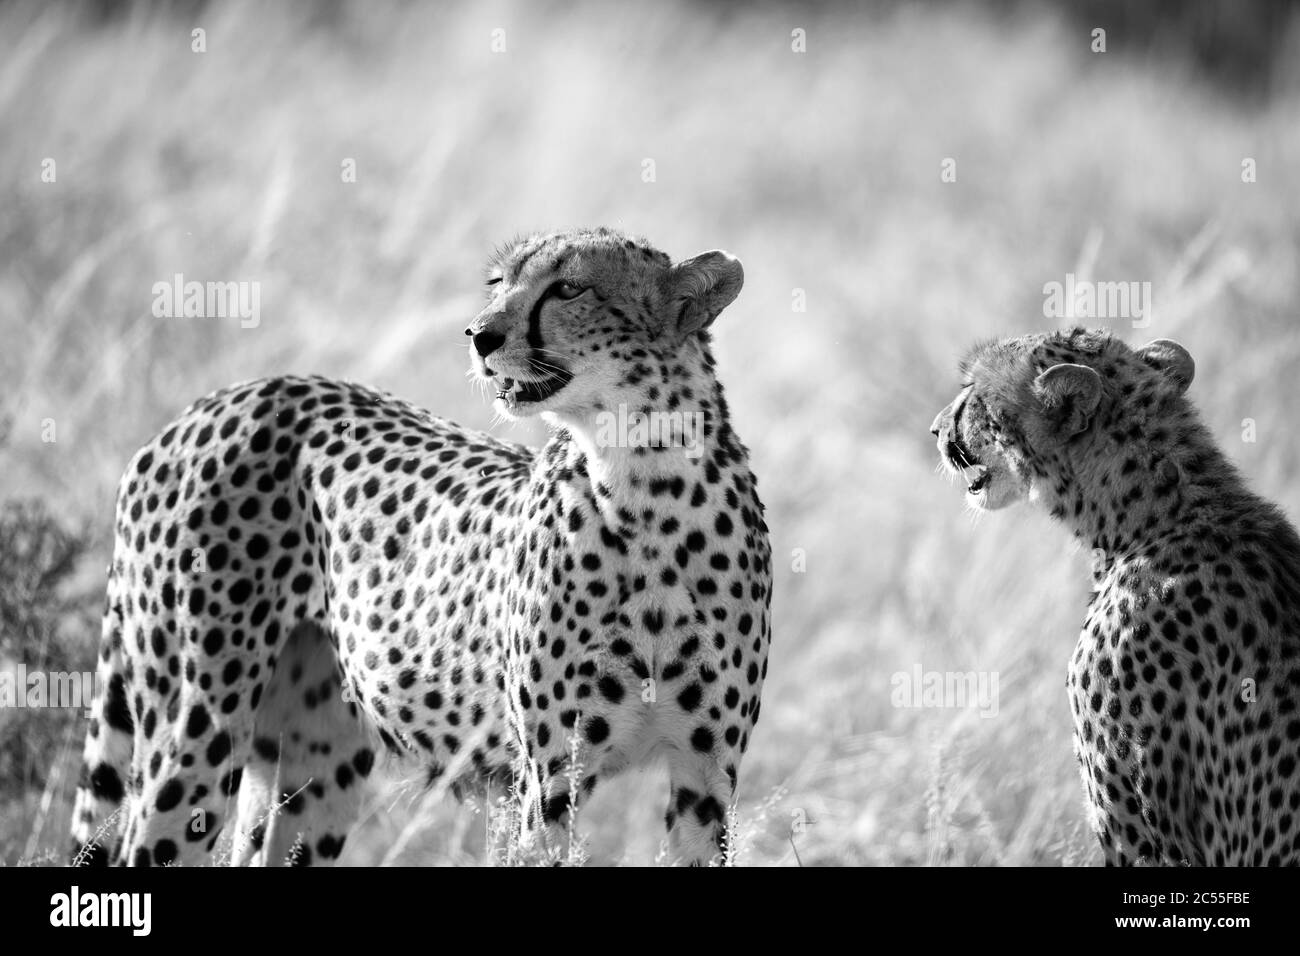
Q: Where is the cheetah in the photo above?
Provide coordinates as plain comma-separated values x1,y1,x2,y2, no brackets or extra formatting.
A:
70,227,773,867
932,328,1300,865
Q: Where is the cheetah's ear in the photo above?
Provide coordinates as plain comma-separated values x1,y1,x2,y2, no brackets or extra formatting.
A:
1136,339,1195,394
1033,363,1102,437
664,250,744,338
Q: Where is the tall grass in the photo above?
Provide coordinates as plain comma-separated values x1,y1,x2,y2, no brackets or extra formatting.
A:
2,0,1298,864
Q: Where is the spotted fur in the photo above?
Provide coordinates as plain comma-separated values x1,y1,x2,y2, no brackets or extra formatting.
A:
71,228,773,866
933,327,1300,865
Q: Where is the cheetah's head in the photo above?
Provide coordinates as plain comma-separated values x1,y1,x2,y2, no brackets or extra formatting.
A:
931,328,1195,511
465,227,743,425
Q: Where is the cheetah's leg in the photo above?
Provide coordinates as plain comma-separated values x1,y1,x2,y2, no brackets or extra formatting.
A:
230,622,374,866
113,605,272,866
115,711,254,866
70,584,133,866
113,666,257,867
522,762,600,863
664,746,738,867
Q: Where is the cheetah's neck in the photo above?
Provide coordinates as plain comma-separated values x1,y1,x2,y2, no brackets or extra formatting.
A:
1047,409,1251,564
544,378,741,531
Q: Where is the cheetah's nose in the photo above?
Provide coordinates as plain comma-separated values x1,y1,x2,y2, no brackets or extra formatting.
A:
470,329,506,357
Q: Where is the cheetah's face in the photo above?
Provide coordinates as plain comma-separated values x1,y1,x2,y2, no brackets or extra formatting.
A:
931,333,1072,511
931,378,1034,511
931,330,1196,511
465,229,742,423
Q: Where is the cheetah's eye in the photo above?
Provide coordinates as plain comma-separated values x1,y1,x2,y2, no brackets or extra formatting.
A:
554,281,586,300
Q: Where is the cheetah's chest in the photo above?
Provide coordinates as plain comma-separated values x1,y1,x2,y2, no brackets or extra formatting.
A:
498,479,769,760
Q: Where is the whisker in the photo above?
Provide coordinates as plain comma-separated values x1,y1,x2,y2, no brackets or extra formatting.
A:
529,346,569,360
525,350,568,367
525,364,567,378
530,360,567,371
524,358,569,378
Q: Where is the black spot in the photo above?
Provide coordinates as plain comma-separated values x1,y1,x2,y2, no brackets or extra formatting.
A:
104,674,133,734
203,628,225,655
186,704,211,739
246,534,270,559
353,748,375,777
153,838,178,865
585,716,610,744
694,795,725,825
335,763,355,789
691,726,714,753
89,763,124,803
220,767,243,796
206,731,232,766
597,676,624,704
155,779,185,812
254,737,280,761
677,682,703,712
316,834,345,860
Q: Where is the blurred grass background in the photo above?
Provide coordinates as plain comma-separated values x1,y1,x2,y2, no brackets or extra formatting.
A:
2,0,1299,865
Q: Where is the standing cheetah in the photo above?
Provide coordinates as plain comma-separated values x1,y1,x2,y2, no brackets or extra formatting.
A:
70,227,773,866
932,328,1300,865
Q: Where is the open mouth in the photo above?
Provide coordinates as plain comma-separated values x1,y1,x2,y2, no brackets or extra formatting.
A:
495,368,573,406
945,439,990,494
964,466,991,495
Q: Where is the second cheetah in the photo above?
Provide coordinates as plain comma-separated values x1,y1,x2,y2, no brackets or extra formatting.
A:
932,328,1300,865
